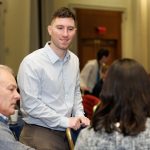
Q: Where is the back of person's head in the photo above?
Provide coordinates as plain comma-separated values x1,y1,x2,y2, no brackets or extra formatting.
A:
97,48,109,61
50,7,76,23
92,58,150,136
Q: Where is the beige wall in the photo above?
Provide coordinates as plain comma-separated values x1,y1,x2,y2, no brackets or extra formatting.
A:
131,0,149,71
4,0,30,74
3,0,150,74
0,0,5,64
148,0,150,72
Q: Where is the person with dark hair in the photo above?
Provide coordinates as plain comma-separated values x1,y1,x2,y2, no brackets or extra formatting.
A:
17,7,90,150
80,48,109,94
75,58,150,150
0,65,35,150
92,63,109,98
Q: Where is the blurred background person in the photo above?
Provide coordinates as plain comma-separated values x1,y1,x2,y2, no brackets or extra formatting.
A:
92,63,109,98
0,65,35,150
80,48,109,94
75,58,150,150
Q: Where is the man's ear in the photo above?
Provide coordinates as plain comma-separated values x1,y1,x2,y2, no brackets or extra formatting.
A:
75,27,77,32
47,25,52,36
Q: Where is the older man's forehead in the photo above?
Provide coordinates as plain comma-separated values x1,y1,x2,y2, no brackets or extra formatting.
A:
0,70,16,85
8,83,17,89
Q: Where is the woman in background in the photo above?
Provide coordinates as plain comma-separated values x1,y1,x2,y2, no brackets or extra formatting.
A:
75,58,150,150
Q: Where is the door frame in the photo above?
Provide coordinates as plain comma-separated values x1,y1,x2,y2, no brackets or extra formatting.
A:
69,4,127,67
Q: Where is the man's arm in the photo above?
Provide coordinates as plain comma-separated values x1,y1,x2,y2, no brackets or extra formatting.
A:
71,67,90,129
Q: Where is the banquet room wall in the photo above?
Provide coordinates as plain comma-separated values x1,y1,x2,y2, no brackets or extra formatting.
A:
1,0,150,74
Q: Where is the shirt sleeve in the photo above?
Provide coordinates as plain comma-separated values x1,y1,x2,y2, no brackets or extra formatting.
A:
72,66,85,117
80,61,93,90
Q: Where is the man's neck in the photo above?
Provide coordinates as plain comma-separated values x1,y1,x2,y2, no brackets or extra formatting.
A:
49,43,67,60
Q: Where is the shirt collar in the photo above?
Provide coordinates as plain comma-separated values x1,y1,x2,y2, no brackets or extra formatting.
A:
44,42,70,64
0,113,9,124
64,51,70,63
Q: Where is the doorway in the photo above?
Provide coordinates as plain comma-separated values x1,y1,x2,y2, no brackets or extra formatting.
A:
75,8,122,69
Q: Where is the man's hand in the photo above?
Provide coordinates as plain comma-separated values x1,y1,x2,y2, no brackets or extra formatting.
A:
79,116,90,127
68,116,90,130
68,117,81,130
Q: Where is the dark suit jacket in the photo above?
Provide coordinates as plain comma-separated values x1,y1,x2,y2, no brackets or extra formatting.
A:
92,79,103,98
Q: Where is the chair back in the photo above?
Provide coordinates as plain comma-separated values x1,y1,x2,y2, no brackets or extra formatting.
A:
82,94,100,120
66,128,74,150
66,127,85,150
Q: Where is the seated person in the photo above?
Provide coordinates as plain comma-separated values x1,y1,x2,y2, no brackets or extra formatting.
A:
75,58,150,150
0,65,35,150
92,63,108,98
80,48,109,94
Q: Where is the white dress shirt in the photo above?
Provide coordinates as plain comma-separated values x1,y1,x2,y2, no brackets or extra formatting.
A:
80,59,99,92
17,42,84,131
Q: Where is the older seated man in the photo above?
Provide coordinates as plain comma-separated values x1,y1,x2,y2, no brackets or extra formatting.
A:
0,65,35,150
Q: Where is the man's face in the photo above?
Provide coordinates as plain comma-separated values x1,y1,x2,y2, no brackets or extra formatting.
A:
0,70,20,116
100,56,109,65
48,17,76,51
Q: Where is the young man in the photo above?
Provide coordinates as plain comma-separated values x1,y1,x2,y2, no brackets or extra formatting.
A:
0,65,35,150
17,7,90,150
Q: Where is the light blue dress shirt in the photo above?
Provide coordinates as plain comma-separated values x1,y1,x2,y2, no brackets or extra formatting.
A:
17,42,84,131
80,59,99,92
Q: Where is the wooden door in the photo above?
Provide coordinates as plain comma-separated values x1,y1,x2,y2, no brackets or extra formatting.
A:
75,8,122,69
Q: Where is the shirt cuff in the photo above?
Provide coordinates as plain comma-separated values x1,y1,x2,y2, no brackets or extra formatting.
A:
60,116,69,128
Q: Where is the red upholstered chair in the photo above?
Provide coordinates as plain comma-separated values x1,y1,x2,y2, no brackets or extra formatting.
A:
82,94,101,120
